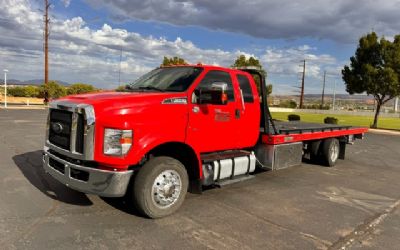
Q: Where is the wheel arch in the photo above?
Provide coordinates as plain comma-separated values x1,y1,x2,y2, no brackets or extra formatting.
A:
145,142,202,193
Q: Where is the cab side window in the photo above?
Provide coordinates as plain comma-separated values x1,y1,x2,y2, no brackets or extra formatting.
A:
195,70,235,102
236,74,254,103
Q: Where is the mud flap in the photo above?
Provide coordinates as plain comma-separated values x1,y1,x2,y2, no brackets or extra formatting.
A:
339,142,346,160
188,179,202,194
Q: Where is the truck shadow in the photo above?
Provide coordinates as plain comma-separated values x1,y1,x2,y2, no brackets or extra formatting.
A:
100,196,143,217
13,150,93,206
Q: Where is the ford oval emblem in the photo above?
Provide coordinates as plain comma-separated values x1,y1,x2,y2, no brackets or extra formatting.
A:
51,122,63,134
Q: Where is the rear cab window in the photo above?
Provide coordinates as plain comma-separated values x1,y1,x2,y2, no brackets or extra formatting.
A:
236,74,254,103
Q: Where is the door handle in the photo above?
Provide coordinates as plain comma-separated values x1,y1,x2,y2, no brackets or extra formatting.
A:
192,106,200,113
235,109,240,119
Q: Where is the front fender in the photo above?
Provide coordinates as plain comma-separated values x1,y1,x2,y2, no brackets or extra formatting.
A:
93,102,191,169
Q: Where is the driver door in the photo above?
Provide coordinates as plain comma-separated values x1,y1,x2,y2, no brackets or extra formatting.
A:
186,70,240,153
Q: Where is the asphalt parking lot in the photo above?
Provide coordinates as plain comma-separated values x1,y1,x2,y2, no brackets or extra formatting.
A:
1,109,400,250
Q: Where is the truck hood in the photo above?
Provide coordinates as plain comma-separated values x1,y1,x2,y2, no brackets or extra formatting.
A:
57,91,186,106
62,91,155,104
53,91,188,119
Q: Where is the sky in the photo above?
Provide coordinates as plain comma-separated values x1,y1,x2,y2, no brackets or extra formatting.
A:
1,0,399,94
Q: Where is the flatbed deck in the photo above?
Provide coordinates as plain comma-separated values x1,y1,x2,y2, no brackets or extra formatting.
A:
261,121,367,145
273,121,352,134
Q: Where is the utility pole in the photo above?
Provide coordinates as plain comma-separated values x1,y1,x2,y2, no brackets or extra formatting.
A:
299,59,305,108
321,70,326,108
44,0,50,104
3,69,8,108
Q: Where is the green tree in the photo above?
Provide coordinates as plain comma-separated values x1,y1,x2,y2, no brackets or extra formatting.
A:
342,32,400,128
161,56,188,66
39,81,67,99
67,83,96,95
231,55,272,96
115,85,127,92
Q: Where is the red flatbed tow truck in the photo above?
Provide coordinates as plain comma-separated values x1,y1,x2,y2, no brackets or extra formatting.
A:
43,65,368,218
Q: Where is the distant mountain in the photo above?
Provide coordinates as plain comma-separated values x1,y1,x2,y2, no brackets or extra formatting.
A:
274,93,374,100
0,79,70,86
303,94,373,100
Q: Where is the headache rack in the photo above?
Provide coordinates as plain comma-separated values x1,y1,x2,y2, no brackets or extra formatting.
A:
235,66,278,135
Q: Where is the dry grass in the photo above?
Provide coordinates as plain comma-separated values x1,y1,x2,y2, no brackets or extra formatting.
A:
0,96,44,105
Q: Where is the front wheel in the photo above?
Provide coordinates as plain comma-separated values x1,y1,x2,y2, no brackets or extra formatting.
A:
322,138,340,167
132,156,189,218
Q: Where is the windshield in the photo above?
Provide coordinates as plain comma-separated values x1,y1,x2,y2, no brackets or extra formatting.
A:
127,67,203,92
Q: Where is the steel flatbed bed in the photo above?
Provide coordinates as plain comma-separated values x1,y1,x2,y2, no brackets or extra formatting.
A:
261,121,367,145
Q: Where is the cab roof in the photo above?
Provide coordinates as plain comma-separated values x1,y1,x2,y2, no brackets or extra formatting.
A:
160,64,258,75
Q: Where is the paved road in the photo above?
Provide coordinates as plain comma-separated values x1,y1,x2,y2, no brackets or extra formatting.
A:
1,109,399,250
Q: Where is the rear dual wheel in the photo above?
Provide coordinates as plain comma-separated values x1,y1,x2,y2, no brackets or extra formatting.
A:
322,138,340,167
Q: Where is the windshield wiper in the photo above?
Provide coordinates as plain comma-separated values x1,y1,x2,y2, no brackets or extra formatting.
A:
136,86,165,92
125,85,168,92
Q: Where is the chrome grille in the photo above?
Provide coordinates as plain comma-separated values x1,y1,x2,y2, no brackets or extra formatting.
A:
46,101,96,160
49,109,72,150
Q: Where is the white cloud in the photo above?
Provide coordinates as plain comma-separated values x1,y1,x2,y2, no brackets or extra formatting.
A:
261,46,337,77
0,0,343,92
85,0,400,43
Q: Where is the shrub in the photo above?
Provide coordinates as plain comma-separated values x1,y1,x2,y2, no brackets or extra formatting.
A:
303,104,330,110
115,85,127,92
288,114,300,121
24,86,40,97
324,117,338,124
67,83,97,95
8,86,40,97
38,81,67,99
278,100,297,108
8,86,26,97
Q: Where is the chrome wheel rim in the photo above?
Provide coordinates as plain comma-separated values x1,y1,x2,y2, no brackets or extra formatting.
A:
151,170,182,209
330,140,339,163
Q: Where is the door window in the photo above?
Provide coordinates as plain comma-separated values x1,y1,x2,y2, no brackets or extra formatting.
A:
194,70,235,103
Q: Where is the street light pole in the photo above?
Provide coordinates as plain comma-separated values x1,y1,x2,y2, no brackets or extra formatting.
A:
3,69,8,108
332,80,336,111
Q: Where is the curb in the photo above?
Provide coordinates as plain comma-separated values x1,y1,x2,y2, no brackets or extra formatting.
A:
368,129,400,136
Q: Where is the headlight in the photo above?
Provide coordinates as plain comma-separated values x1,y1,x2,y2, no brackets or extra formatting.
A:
104,128,132,156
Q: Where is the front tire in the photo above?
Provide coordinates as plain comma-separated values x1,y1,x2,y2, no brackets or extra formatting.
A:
132,156,189,218
322,138,340,167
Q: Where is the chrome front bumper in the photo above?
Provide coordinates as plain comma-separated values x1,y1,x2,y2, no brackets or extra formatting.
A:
43,148,133,197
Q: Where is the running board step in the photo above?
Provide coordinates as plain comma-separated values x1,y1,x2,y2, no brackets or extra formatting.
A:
215,175,255,187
